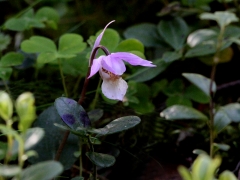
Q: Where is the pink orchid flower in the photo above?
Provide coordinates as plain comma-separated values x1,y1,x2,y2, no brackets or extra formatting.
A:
88,21,156,101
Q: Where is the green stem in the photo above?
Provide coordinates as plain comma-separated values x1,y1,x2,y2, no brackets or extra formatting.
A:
79,139,83,177
5,120,13,164
73,75,82,98
90,79,101,109
58,59,68,97
88,136,97,180
209,26,225,157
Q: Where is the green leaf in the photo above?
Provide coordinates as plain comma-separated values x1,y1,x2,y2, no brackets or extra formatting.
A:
58,34,86,55
127,58,169,82
160,105,208,120
185,85,210,103
54,97,91,129
222,103,240,122
88,109,104,122
178,166,192,180
124,23,164,47
219,170,237,180
187,29,217,47
95,116,140,137
185,44,216,58
162,51,182,63
35,7,59,25
182,73,216,97
71,176,84,180
0,165,21,177
166,96,192,107
4,18,27,31
37,52,57,64
29,106,79,170
19,161,63,180
200,11,239,29
115,39,144,53
21,36,57,53
158,17,189,50
163,79,184,96
86,152,115,168
0,52,24,67
0,91,13,121
181,0,214,7
0,67,12,80
0,33,11,51
213,143,230,151
214,109,231,133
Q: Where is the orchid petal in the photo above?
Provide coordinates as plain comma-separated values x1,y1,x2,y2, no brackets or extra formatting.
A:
88,56,104,78
101,77,128,101
90,20,115,58
110,52,156,67
102,55,126,75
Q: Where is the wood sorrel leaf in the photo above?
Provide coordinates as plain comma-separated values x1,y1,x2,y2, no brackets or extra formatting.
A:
0,33,11,51
160,105,208,120
58,34,86,55
0,67,12,80
86,152,115,168
54,97,91,130
21,36,57,53
0,52,24,67
158,17,189,50
114,39,144,53
94,116,141,137
182,73,216,97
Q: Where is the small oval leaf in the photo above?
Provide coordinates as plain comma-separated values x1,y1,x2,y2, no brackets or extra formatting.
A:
86,152,115,168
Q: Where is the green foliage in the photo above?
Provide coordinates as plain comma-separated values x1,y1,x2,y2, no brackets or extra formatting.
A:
0,91,13,121
86,152,116,168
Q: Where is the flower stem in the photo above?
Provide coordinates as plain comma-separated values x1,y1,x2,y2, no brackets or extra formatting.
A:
58,58,68,97
79,139,83,177
90,79,101,109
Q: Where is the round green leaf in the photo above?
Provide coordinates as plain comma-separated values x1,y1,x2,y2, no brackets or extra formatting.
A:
158,17,189,50
160,105,208,120
19,161,63,180
4,18,27,31
35,7,60,24
86,152,115,168
95,116,141,137
124,23,164,47
219,170,237,180
58,33,86,54
114,39,144,53
37,52,57,64
21,36,57,53
182,73,216,97
0,52,24,67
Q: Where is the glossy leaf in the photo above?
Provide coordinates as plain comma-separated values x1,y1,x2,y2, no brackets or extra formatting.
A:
214,109,231,133
185,85,210,104
185,44,216,58
86,152,115,168
162,51,182,63
158,17,189,50
54,97,91,129
58,34,86,55
0,52,24,67
21,36,57,53
18,161,63,180
182,73,216,97
29,106,79,170
94,116,141,137
222,103,240,122
200,11,238,29
187,29,217,47
127,58,169,82
124,23,163,47
160,105,208,120
0,165,21,177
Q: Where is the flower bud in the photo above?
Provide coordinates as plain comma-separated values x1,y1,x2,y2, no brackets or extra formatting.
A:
0,91,13,121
